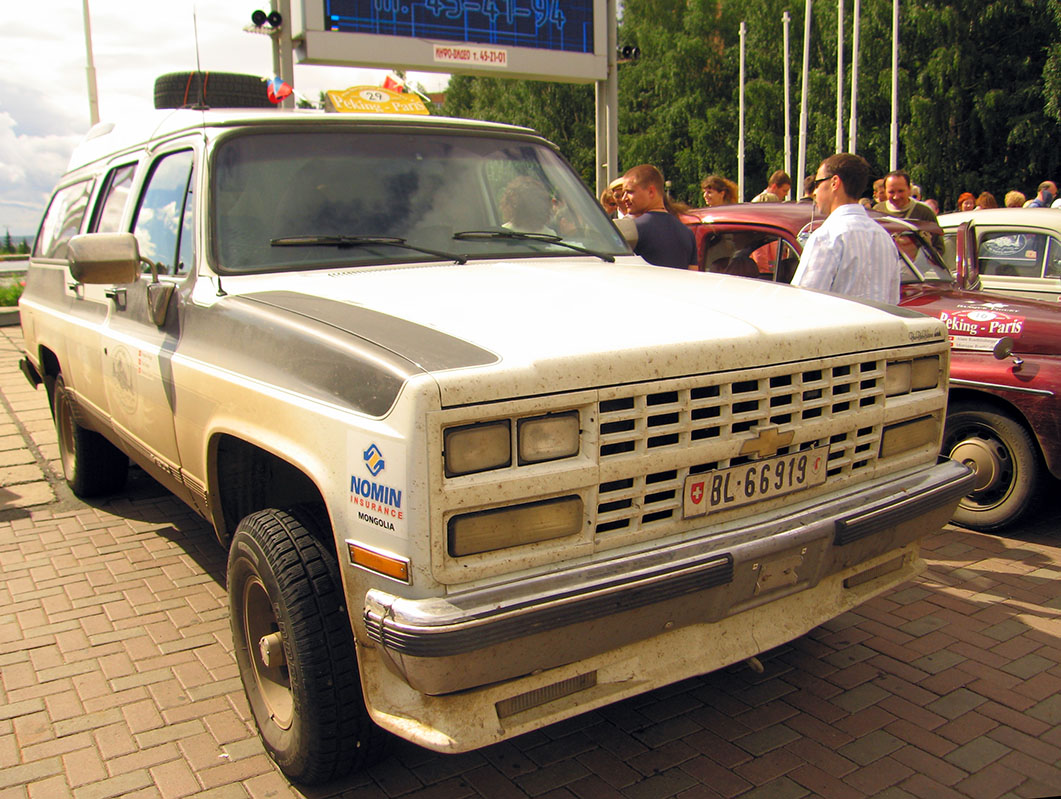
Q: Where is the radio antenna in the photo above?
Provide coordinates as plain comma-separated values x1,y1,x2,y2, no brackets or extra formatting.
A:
192,6,205,106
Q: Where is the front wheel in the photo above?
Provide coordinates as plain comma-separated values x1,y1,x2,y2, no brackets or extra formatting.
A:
51,374,128,497
227,506,388,784
942,402,1041,531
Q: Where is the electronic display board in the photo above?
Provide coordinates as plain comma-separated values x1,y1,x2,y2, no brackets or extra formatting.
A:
296,0,607,82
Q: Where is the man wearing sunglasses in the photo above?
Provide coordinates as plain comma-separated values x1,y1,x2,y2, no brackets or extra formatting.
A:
792,153,900,304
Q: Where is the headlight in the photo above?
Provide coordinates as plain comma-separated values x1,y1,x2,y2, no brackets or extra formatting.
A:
518,412,580,464
885,355,940,396
444,421,511,476
884,361,911,396
880,416,939,458
448,496,584,556
911,356,940,390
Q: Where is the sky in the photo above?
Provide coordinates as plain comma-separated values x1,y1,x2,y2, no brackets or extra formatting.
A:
0,0,451,239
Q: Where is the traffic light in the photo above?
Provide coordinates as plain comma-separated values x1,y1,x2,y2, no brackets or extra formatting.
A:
616,45,640,63
251,9,283,29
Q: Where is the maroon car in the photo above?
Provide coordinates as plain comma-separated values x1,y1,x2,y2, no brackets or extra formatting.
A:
685,202,1061,532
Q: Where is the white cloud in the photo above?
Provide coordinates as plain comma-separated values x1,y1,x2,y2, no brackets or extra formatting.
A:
0,0,450,237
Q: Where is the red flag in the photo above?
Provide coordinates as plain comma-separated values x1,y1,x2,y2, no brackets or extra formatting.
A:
267,76,293,104
383,75,405,93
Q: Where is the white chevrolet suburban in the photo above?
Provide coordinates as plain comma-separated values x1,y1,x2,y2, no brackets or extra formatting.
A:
20,108,973,784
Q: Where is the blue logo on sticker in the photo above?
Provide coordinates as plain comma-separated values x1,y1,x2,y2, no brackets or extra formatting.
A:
363,444,385,476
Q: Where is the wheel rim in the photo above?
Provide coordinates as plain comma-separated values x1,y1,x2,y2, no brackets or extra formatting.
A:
55,391,77,484
242,576,294,729
947,423,1014,512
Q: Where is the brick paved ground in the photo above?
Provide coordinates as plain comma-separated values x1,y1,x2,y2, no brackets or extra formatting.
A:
1,325,1059,799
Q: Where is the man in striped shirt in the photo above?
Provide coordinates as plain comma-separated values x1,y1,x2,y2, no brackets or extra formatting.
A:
792,153,900,305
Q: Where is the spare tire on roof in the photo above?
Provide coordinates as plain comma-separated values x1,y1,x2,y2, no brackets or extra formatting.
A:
154,71,273,109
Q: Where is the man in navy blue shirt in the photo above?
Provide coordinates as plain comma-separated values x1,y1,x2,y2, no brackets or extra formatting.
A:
622,165,697,270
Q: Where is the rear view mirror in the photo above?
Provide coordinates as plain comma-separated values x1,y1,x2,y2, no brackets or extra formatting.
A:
67,233,141,285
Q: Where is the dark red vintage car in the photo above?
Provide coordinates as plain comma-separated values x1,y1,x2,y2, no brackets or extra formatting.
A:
685,202,1061,532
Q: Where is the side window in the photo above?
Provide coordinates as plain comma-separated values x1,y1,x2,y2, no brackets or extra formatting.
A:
132,150,195,275
978,231,1045,278
92,163,138,233
32,179,94,258
1045,237,1061,278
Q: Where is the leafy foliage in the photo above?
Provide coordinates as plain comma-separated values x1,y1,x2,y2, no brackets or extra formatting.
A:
442,0,1061,210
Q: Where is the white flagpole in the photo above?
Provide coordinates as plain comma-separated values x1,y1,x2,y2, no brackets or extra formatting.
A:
849,0,860,152
836,0,844,153
890,0,899,169
784,11,792,197
739,21,747,201
797,0,812,187
82,0,100,125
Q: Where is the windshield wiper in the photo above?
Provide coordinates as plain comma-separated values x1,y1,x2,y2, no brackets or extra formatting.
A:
270,235,467,265
452,230,616,263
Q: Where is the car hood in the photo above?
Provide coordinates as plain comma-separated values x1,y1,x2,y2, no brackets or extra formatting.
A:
899,284,1061,357
234,257,946,407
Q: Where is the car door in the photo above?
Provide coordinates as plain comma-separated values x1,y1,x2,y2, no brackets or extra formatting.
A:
98,145,196,503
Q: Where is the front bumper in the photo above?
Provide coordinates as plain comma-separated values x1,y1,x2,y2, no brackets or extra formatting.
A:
364,457,973,697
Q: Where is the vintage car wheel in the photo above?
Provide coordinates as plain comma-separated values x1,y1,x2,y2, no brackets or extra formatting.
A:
227,506,388,784
51,374,128,497
154,71,272,109
943,402,1040,531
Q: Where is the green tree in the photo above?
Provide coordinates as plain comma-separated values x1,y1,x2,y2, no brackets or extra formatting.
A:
902,0,1061,209
443,76,597,184
439,0,1061,209
3,229,12,254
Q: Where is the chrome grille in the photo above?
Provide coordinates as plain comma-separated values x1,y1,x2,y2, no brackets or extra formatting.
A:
595,356,886,535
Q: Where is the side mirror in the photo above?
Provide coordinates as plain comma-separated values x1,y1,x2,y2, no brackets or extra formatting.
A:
953,222,980,291
67,233,141,285
993,336,1024,370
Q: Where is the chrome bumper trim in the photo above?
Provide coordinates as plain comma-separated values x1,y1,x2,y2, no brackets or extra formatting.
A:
365,458,972,674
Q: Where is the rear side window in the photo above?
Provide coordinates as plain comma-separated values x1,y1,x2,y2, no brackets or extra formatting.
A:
979,231,1049,277
92,163,138,233
33,179,94,258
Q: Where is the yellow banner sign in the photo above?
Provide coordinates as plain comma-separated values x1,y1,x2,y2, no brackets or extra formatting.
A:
326,86,429,115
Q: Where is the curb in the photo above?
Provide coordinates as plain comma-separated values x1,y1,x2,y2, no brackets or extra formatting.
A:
0,307,19,327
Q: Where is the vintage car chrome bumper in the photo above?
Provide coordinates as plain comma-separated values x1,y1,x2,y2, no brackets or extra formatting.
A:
364,457,974,696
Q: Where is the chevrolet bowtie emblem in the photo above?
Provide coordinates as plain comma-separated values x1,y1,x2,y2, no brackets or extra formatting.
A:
739,425,795,459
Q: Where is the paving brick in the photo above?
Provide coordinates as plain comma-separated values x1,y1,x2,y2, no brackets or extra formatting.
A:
925,687,988,720
953,760,1024,799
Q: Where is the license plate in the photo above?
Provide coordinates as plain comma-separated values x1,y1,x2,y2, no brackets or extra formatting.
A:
683,446,829,518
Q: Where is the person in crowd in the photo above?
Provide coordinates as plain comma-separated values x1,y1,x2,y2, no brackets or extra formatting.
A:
599,188,618,218
874,170,942,252
623,164,698,269
1004,190,1026,208
609,177,630,218
799,175,816,202
912,184,923,201
701,175,739,207
499,176,556,235
792,153,900,304
751,170,792,203
924,198,940,214
975,192,998,209
957,192,976,211
1023,181,1057,208
858,197,873,209
873,178,887,204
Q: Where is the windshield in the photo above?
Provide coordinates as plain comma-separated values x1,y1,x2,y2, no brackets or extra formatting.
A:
211,129,628,273
894,232,954,285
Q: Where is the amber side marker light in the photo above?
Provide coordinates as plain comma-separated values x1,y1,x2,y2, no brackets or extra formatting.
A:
347,541,410,582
